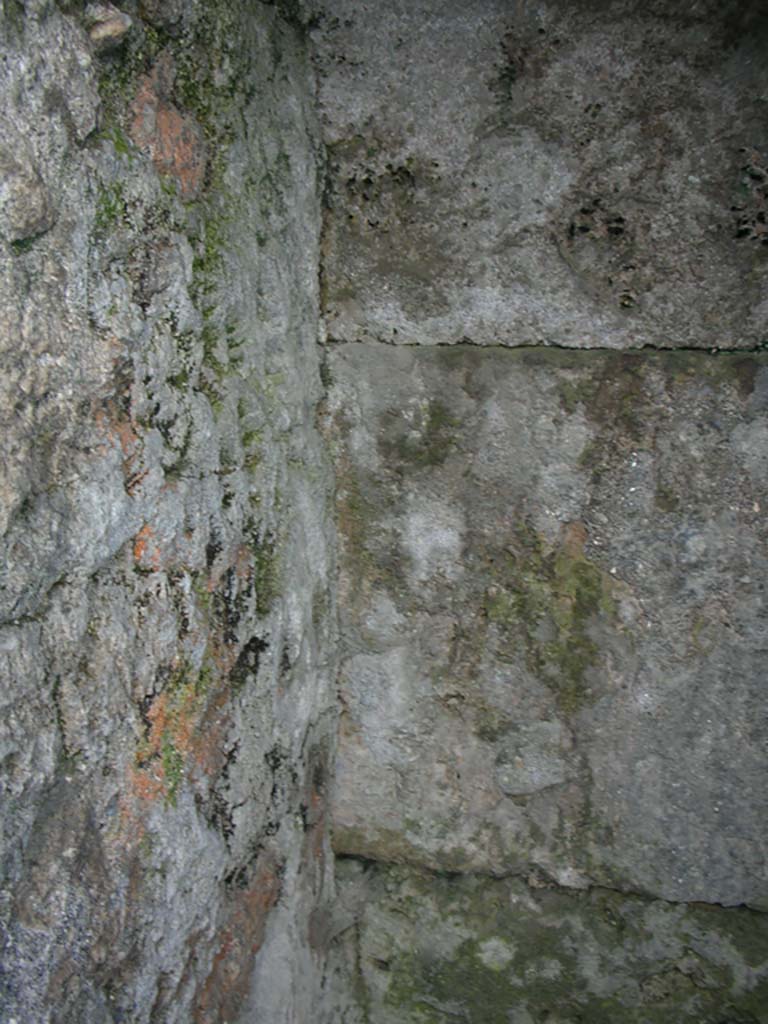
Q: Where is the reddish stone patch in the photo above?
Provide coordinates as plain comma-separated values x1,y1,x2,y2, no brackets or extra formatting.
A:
309,784,328,864
94,396,146,494
193,855,282,1024
234,543,253,580
130,53,206,200
301,753,331,880
190,692,232,779
562,519,588,555
129,764,166,804
302,777,329,878
133,523,162,571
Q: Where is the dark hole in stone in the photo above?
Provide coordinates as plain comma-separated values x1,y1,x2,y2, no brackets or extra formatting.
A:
230,635,269,691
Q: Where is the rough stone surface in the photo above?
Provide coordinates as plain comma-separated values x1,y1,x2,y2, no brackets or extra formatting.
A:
138,0,183,34
2,1,768,1022
86,4,133,53
312,0,768,349
0,2,336,1022
324,858,768,1024
312,6,768,1019
0,148,56,242
325,343,768,910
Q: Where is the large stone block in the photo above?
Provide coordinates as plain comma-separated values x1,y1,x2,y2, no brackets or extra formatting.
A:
313,0,768,349
326,342,768,909
324,858,768,1024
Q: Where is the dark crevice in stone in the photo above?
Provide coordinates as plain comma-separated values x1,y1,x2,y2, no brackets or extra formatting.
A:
332,853,768,915
323,336,768,356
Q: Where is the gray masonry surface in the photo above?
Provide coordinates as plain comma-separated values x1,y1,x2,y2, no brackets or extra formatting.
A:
312,0,768,351
314,1,768,1022
324,343,768,909
1,1,767,1022
1,2,336,1022
321,342,768,1022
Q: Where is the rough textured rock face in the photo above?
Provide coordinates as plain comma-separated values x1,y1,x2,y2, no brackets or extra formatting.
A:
328,860,768,1024
313,0,768,350
2,1,768,1022
0,2,336,1022
314,1,768,1021
322,344,768,1019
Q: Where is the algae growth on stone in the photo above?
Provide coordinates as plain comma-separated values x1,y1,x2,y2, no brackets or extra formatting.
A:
2,0,768,1022
324,860,768,1024
324,340,768,1016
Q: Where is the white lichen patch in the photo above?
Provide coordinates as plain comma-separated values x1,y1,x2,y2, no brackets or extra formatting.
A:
477,937,516,971
402,497,465,582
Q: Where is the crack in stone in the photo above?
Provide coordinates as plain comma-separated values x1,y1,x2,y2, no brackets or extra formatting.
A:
323,336,768,355
333,852,768,914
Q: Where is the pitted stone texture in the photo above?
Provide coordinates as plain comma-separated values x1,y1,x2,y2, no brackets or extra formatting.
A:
138,0,184,34
312,0,768,349
323,859,768,1024
0,3,336,1023
325,342,768,908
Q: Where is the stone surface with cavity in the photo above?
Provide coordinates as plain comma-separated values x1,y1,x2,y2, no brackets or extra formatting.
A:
312,0,768,349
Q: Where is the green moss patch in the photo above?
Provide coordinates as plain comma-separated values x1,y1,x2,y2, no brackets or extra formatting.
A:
353,866,768,1024
94,181,128,234
380,398,462,468
485,523,617,715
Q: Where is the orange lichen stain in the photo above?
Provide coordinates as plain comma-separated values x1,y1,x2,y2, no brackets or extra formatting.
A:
190,693,231,777
134,524,162,571
193,858,282,1024
129,764,166,803
144,689,189,758
131,657,219,806
114,418,140,460
144,692,170,750
129,53,206,200
95,407,139,456
94,393,146,494
148,682,201,757
234,544,253,580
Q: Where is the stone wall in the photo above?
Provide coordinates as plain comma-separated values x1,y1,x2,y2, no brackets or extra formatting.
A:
2,1,768,1023
322,344,768,1022
314,1,768,1021
0,2,336,1021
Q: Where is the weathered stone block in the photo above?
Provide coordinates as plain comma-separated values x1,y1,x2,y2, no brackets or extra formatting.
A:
313,0,768,349
325,859,768,1024
326,343,768,909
